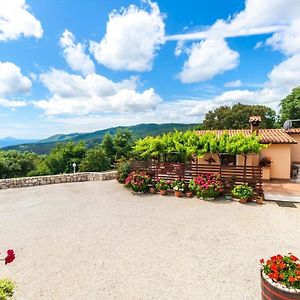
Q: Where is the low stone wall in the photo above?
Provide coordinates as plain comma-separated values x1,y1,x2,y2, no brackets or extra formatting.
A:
0,171,117,190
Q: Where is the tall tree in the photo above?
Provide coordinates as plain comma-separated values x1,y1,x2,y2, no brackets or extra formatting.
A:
80,146,111,172
113,129,133,160
202,103,277,130
280,87,300,124
101,133,116,162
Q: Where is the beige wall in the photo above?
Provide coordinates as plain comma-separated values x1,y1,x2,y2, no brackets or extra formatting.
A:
261,144,291,179
290,134,300,163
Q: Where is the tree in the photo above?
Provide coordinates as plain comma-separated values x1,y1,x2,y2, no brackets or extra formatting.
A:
44,142,87,174
101,133,116,163
280,87,300,124
80,146,111,172
113,129,133,160
0,151,39,179
202,103,277,129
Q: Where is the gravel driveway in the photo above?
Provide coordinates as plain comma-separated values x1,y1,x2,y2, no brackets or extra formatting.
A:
1,181,300,299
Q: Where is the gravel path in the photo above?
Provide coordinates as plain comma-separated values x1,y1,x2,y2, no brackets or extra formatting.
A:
1,181,300,299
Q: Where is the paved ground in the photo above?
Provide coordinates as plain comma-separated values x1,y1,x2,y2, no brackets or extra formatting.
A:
264,181,300,202
1,181,300,300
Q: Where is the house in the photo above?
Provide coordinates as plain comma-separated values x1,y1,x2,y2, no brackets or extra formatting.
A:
196,117,300,180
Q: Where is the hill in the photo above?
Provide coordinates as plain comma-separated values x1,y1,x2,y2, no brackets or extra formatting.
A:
4,123,196,154
0,137,38,148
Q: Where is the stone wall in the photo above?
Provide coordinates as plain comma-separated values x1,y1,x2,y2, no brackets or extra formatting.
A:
0,171,117,190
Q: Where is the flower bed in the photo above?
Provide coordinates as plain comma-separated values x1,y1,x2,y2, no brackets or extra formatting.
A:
125,171,151,193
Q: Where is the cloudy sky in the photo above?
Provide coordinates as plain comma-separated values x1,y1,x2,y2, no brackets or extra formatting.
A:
1,0,300,138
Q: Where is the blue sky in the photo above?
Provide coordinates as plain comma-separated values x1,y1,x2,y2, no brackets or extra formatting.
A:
1,0,300,139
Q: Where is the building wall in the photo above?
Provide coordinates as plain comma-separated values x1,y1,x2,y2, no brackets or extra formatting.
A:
261,144,291,179
290,133,300,163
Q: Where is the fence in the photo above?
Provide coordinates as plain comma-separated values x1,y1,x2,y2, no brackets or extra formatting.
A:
130,161,263,194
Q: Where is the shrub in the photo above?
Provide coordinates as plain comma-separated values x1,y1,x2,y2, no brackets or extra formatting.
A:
80,146,111,172
192,173,223,199
125,171,151,193
155,179,171,191
260,254,300,289
0,279,15,300
116,159,132,183
231,184,253,200
172,180,185,192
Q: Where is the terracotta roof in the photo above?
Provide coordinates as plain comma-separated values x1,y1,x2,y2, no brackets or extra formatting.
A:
286,128,300,134
196,129,297,144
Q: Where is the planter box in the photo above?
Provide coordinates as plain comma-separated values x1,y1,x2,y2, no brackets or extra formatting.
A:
262,166,271,180
261,271,300,300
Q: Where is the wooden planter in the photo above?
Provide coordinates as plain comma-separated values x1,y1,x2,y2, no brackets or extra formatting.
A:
261,271,300,300
159,189,167,196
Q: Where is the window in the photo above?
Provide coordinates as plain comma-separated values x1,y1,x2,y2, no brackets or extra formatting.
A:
220,154,236,166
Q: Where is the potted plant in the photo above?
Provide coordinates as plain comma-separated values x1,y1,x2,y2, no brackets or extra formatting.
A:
260,253,300,299
231,184,254,203
192,173,224,200
148,178,157,194
155,179,171,196
172,180,185,197
0,248,16,300
260,156,272,180
125,171,151,193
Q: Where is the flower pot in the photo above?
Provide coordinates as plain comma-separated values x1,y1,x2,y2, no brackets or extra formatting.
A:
186,191,193,198
149,187,156,194
256,196,264,205
203,197,215,201
159,189,167,196
261,270,300,300
239,198,248,204
175,191,182,197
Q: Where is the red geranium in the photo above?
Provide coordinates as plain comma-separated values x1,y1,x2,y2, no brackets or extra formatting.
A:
1,248,15,265
261,253,300,289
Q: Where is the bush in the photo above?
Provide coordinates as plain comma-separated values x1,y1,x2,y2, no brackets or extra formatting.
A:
231,184,253,200
192,173,223,199
125,171,151,193
155,179,171,191
116,159,132,183
172,180,185,192
0,279,15,300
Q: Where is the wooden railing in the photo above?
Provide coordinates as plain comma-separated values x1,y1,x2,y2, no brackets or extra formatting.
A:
130,161,263,194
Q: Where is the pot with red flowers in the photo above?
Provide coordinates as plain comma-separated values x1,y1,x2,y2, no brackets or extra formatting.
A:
155,179,171,196
125,171,151,193
260,253,300,299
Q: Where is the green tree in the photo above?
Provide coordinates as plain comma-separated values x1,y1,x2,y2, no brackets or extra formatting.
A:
80,146,111,172
101,133,116,163
0,151,39,179
113,129,133,160
202,103,277,129
280,87,300,124
44,142,87,174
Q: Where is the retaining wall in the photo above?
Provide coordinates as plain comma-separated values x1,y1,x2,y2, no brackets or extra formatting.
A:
0,171,117,190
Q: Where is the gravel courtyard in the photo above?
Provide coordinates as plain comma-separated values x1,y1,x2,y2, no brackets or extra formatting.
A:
1,181,300,300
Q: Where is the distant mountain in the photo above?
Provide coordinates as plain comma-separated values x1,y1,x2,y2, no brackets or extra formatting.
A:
0,137,38,148
3,123,196,154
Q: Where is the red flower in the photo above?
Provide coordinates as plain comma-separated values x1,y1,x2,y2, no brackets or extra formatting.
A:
271,264,278,272
260,259,264,264
5,249,15,265
290,255,299,261
289,276,296,283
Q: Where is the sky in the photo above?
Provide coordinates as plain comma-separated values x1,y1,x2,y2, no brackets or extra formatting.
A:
1,0,300,139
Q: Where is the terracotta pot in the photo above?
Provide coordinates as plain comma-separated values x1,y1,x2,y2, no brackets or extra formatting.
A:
256,196,264,205
149,187,156,194
239,198,248,204
261,270,300,299
186,191,193,198
175,191,182,197
159,189,167,196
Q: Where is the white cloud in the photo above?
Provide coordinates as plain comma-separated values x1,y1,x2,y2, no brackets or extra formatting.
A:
90,1,165,71
179,39,239,83
0,0,43,41
0,62,31,95
34,69,161,115
224,80,242,88
0,98,27,108
60,30,95,76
